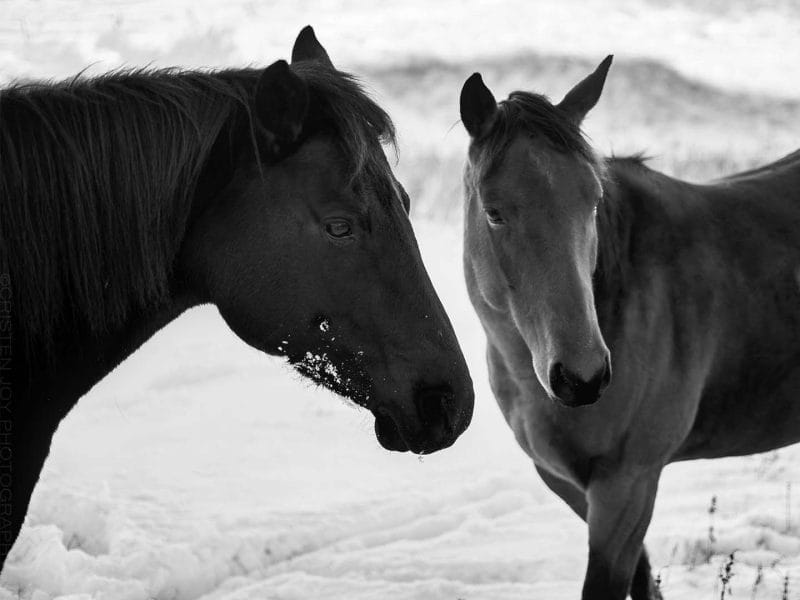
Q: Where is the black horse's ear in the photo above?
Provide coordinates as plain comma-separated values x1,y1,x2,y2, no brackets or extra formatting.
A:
254,59,309,156
460,73,498,139
291,25,334,68
557,55,613,124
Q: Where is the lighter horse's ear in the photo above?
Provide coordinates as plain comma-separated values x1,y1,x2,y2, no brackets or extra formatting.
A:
291,25,334,68
460,73,498,139
557,55,613,125
254,60,309,155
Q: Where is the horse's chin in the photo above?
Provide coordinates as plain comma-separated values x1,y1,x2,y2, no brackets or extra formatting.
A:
287,349,428,453
288,347,372,404
373,413,409,452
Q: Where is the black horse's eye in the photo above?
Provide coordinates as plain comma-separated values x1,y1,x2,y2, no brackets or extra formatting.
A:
485,207,504,225
325,219,353,239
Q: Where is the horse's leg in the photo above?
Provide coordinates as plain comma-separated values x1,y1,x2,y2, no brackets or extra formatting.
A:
582,466,661,600
1,401,66,570
535,465,662,600
630,547,662,600
535,463,588,518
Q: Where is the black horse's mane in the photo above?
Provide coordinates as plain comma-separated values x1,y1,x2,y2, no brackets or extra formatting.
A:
0,62,395,356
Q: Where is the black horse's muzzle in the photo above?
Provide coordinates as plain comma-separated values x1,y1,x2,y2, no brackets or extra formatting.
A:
373,383,474,453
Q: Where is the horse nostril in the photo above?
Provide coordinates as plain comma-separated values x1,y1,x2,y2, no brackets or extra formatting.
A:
549,362,578,403
548,360,610,407
414,384,456,435
599,356,612,391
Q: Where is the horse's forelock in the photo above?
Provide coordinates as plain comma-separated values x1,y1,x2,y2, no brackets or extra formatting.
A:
469,91,605,183
290,61,397,184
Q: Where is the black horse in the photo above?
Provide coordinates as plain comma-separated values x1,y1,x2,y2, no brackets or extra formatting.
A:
0,27,474,567
461,57,800,599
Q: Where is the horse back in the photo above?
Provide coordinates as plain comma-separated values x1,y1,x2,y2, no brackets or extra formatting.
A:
666,149,800,460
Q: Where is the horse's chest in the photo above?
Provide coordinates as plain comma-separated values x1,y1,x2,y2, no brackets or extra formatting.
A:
485,342,616,486
468,271,630,482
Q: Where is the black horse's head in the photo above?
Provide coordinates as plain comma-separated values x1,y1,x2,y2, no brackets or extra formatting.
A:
182,28,473,453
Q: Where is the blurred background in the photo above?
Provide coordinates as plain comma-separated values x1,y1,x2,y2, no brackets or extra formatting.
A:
2,1,800,599
4,0,800,217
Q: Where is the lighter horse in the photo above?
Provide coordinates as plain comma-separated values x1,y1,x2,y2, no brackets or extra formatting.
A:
461,57,800,599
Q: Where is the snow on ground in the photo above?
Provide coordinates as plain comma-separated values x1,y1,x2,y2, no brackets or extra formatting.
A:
1,221,800,600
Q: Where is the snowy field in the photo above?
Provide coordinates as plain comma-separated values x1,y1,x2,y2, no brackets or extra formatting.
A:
3,1,800,598
3,223,800,600
0,223,800,600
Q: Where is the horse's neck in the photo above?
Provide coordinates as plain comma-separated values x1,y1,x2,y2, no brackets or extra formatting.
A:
594,164,637,302
2,73,241,374
594,159,679,311
17,291,198,410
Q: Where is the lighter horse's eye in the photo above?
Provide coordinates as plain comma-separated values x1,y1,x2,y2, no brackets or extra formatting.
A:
485,207,504,225
325,219,352,239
